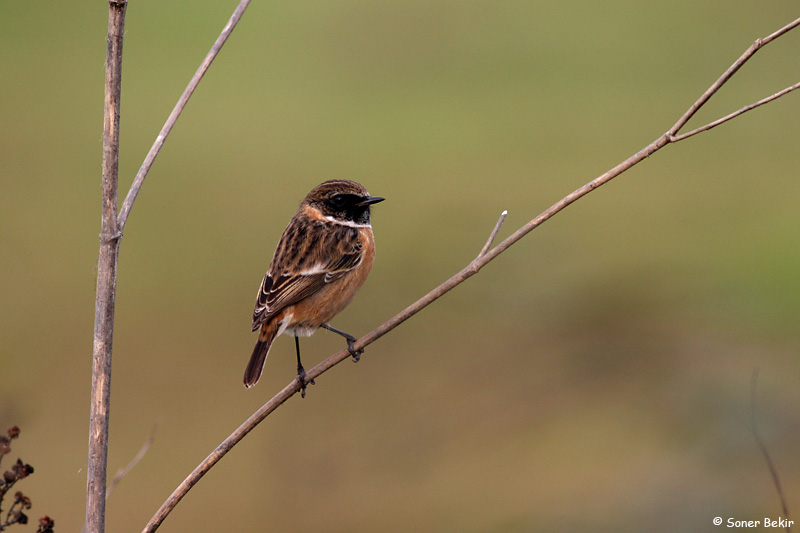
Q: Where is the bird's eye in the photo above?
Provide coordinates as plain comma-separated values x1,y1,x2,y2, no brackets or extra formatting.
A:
329,194,346,208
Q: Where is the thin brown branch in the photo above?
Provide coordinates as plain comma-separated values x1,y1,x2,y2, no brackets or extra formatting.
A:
751,370,792,531
116,0,253,232
479,210,507,257
88,2,127,533
143,16,800,532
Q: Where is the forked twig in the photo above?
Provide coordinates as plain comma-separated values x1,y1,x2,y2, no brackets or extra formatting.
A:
140,15,800,533
671,81,800,142
666,16,800,139
91,2,253,529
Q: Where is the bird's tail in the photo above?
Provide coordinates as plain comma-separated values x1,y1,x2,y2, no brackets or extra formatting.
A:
244,321,279,388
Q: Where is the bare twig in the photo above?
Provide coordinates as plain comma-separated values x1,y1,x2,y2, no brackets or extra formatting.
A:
479,210,507,257
88,3,127,533
142,16,800,532
116,0,254,232
751,370,792,532
106,422,159,502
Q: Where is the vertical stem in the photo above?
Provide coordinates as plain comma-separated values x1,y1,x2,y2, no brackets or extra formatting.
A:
87,2,127,532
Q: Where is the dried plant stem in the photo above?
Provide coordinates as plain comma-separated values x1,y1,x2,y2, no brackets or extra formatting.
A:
142,15,800,532
479,210,507,256
88,2,127,533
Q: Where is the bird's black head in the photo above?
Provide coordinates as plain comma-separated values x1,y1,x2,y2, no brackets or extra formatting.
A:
304,180,384,225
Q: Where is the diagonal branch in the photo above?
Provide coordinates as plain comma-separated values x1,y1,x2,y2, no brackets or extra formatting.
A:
116,0,254,232
141,214,510,533
142,15,800,533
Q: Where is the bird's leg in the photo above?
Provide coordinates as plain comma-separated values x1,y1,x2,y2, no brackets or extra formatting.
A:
321,323,363,362
295,336,314,398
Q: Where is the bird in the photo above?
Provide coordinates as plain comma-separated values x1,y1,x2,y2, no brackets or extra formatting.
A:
244,179,384,396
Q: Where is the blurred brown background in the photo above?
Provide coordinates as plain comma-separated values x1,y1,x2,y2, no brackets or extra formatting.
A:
2,2,799,531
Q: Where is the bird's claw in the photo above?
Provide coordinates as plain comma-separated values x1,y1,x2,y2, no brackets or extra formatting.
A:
297,366,315,398
345,338,363,362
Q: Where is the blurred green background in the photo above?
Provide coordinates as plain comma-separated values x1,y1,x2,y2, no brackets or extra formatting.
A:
2,2,800,531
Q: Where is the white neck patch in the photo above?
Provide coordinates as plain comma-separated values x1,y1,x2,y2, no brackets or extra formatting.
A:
324,215,372,228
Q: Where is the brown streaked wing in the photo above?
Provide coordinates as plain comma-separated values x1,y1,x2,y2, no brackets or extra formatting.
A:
251,223,363,329
252,274,273,329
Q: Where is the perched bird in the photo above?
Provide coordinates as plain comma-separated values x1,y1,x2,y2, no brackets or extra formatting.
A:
244,180,384,396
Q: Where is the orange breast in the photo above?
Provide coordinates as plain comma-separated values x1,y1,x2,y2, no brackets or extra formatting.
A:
288,228,375,328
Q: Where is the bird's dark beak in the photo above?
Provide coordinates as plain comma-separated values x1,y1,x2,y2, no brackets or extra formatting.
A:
357,196,385,206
